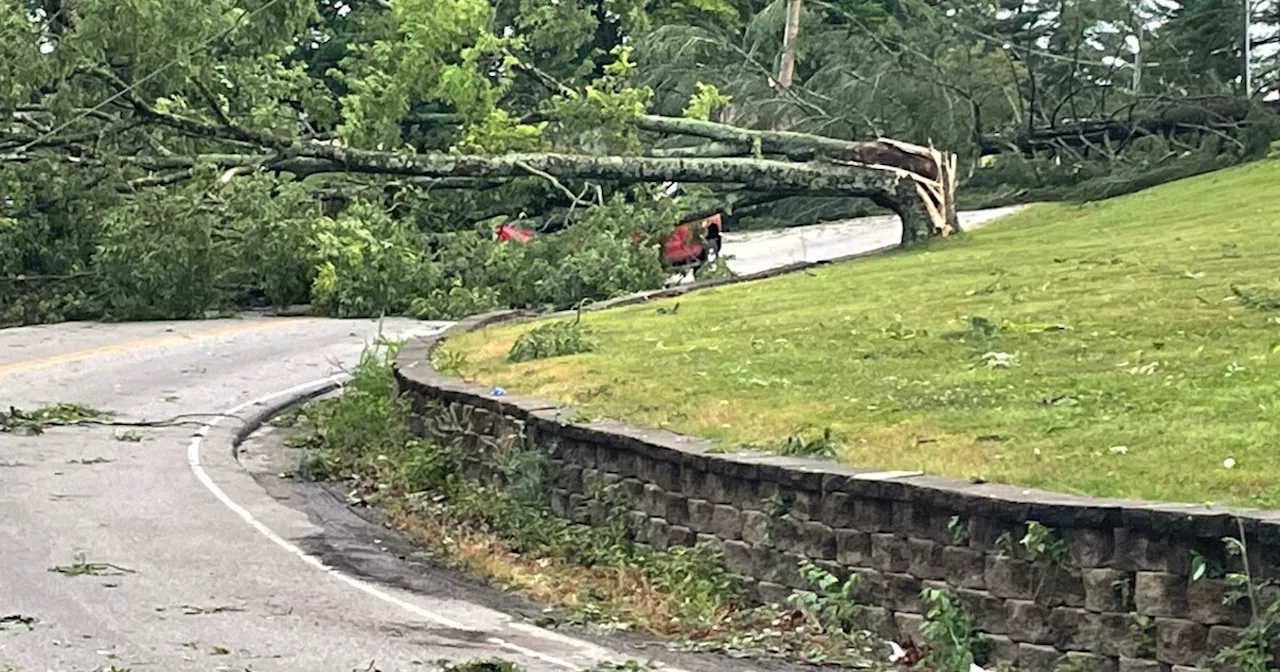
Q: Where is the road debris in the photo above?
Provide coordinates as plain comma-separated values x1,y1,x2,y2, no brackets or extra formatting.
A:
49,553,137,577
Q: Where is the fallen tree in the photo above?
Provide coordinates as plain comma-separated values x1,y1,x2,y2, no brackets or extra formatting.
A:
1,0,968,327
5,75,959,246
132,145,956,243
978,98,1280,157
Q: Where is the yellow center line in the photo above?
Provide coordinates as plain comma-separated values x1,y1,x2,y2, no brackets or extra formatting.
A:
0,318,318,377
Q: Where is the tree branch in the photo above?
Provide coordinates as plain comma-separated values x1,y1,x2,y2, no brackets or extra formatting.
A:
515,160,593,207
89,68,289,150
191,78,235,129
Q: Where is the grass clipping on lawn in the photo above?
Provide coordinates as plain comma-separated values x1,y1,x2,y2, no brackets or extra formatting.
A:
448,159,1280,509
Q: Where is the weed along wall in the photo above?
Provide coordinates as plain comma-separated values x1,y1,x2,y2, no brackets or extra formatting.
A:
395,312,1280,672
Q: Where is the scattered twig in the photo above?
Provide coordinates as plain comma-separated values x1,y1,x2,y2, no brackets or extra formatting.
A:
0,614,38,631
514,160,592,210
1,404,246,435
181,604,247,615
50,554,137,577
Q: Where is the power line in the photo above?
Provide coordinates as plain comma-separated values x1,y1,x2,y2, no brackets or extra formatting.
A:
14,0,289,154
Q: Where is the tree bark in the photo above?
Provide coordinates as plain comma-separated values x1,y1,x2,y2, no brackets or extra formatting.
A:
639,115,958,237
37,72,963,247
778,0,803,89
146,145,948,244
979,98,1270,156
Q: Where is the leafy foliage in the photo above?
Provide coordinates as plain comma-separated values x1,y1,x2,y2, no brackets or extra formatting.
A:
1205,527,1280,672
757,427,841,459
2,0,1277,326
1232,285,1280,311
1019,521,1067,569
507,318,596,363
287,341,892,666
787,560,864,633
0,403,112,435
919,587,983,672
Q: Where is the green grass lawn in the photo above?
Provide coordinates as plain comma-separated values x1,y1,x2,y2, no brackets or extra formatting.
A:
447,159,1280,509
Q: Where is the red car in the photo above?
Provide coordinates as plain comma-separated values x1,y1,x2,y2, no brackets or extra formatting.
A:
661,213,724,267
495,221,534,243
495,213,724,268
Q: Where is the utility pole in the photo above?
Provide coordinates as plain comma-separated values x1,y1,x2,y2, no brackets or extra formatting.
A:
1133,20,1144,94
1244,0,1253,97
778,0,803,88
775,0,803,131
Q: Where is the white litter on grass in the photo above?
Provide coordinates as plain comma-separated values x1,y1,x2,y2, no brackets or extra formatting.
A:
886,640,907,663
885,640,987,672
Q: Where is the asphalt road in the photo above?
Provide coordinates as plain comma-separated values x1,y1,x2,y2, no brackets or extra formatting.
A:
1,318,713,672
720,206,1023,276
0,208,1021,672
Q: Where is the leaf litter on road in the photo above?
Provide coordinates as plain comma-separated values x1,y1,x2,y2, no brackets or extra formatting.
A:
67,457,113,465
49,553,137,577
180,605,247,615
0,614,38,631
1,403,112,435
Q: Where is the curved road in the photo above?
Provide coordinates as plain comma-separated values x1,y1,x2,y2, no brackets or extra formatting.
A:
720,207,1022,276
0,209,1019,672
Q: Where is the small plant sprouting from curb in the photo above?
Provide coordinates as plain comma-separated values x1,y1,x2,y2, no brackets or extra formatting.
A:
1020,521,1066,569
787,560,863,633
433,346,471,376
775,427,841,459
67,456,112,465
439,660,526,672
583,661,658,671
1206,519,1280,672
437,660,657,672
507,313,595,364
920,587,984,672
947,515,970,545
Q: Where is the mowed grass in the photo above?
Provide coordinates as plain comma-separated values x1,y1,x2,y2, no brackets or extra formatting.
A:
449,159,1280,508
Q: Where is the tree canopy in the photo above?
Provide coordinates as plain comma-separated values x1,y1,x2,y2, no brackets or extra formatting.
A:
1,0,1276,326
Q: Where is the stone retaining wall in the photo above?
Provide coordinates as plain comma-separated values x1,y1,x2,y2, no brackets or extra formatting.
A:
394,313,1280,672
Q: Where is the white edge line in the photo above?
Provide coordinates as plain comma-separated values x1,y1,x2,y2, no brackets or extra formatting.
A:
185,373,603,671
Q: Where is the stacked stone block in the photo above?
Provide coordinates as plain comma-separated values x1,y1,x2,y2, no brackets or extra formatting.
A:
395,323,1280,672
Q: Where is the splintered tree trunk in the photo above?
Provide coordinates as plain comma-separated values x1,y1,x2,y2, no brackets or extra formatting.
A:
638,116,959,243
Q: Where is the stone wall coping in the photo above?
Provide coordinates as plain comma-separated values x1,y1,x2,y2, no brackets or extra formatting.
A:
395,310,1280,545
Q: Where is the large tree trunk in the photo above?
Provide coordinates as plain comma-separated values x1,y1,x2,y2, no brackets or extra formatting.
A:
298,149,952,244
979,98,1272,156
152,144,952,245
46,76,960,247
641,116,959,239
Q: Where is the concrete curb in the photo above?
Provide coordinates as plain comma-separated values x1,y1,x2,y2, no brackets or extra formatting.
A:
230,378,345,451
